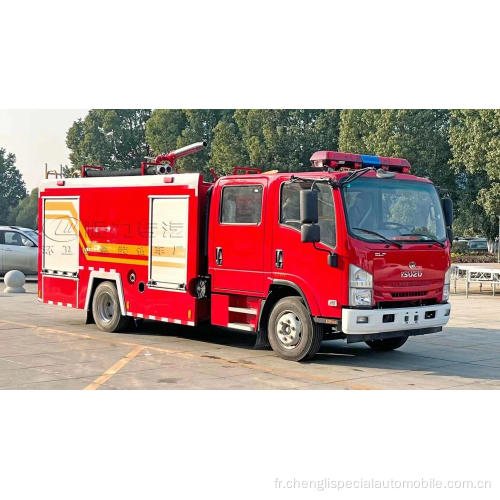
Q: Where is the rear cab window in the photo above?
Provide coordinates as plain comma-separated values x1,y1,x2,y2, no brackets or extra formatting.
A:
220,185,263,224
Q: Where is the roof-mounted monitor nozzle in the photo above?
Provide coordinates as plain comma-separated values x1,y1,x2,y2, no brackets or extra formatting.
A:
81,140,207,178
310,151,411,173
154,140,207,168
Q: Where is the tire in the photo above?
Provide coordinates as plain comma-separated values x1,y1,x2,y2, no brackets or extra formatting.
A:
92,281,131,333
365,335,408,351
267,297,323,361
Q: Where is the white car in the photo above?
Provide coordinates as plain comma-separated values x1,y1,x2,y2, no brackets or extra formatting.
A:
0,226,38,275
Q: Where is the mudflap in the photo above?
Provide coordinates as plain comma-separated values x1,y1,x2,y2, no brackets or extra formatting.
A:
254,328,271,349
85,309,95,324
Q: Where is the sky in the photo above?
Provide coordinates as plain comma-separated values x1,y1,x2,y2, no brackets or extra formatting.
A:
0,109,88,192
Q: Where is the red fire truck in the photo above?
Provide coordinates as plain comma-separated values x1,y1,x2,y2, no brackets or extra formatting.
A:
38,142,453,361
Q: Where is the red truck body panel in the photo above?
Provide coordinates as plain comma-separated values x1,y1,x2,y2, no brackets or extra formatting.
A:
39,174,211,326
38,158,451,342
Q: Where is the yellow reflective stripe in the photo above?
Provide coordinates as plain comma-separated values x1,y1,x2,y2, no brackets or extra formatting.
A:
151,246,186,258
86,255,149,266
87,242,149,257
151,260,186,269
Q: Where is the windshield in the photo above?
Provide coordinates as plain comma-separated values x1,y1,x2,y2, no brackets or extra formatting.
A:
342,178,446,243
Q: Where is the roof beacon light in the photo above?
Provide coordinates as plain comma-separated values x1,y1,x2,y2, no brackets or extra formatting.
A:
310,151,411,173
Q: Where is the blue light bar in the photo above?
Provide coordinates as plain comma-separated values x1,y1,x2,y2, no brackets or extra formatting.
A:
361,155,381,166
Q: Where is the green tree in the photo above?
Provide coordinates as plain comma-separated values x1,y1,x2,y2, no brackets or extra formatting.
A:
209,119,249,175
66,109,152,173
449,109,500,243
144,110,235,174
234,109,340,172
339,109,454,191
145,109,187,154
8,188,39,229
0,148,27,225
175,110,234,173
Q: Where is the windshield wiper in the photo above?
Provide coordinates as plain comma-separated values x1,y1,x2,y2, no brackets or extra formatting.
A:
399,233,445,248
340,167,374,185
352,227,403,248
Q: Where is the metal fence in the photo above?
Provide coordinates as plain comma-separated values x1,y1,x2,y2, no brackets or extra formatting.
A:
452,265,500,297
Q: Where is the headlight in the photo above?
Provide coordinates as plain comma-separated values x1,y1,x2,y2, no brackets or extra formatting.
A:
350,288,372,306
349,264,373,306
442,267,451,302
349,264,373,288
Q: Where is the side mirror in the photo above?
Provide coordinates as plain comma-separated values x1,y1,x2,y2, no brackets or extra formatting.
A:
442,198,453,227
300,190,318,224
301,224,320,243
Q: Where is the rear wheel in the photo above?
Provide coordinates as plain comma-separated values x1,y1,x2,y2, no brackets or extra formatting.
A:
268,297,323,361
365,335,408,351
92,281,131,333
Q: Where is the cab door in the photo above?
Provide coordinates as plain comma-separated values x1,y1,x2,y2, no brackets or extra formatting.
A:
272,180,343,318
209,179,268,294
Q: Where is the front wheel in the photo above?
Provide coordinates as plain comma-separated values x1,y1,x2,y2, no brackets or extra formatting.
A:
92,281,131,333
268,297,323,361
365,335,408,351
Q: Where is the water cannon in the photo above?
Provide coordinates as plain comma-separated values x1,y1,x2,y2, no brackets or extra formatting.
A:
310,151,411,173
154,140,207,168
81,140,207,178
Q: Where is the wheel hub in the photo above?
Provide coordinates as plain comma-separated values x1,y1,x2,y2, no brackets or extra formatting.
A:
276,312,302,349
96,292,114,323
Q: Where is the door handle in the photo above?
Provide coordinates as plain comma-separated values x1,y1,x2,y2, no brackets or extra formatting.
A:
275,249,283,269
216,247,223,265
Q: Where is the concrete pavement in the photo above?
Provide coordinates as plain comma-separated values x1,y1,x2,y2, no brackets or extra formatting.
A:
0,282,499,389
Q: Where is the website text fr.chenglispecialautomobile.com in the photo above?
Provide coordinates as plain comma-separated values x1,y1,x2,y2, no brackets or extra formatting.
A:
273,477,492,492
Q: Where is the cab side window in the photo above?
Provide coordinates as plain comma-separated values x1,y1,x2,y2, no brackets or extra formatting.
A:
280,182,302,229
220,185,263,224
280,182,337,248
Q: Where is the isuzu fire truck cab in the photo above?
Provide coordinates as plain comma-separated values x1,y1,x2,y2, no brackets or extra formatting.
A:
39,143,453,361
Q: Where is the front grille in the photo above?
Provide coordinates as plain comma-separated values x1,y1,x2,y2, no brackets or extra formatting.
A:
391,291,428,298
385,280,436,288
377,298,438,309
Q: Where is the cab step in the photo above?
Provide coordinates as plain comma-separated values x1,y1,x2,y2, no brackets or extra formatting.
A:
227,322,255,331
228,306,257,315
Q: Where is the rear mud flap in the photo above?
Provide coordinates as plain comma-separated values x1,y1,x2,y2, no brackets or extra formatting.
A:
85,309,95,324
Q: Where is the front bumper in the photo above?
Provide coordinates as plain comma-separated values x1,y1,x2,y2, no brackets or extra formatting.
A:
341,303,451,335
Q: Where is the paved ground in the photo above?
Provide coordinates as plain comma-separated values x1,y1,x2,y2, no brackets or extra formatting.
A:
0,281,499,390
